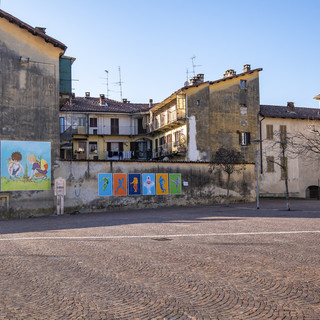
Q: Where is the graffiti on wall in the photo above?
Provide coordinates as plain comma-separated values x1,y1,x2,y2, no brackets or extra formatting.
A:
98,173,181,196
0,140,51,191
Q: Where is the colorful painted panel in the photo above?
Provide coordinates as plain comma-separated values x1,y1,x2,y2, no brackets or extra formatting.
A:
156,173,169,195
1,141,51,191
98,173,113,196
142,173,155,195
113,173,127,196
128,173,141,196
169,173,182,195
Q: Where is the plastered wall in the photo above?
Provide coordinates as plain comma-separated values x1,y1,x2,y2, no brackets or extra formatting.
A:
0,161,255,218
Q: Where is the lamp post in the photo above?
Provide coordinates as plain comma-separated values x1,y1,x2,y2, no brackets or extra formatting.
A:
253,139,261,209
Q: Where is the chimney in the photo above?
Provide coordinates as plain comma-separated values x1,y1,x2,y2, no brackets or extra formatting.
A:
100,94,105,105
35,27,46,34
85,92,90,98
243,64,251,73
287,102,295,112
122,98,127,103
149,99,153,108
190,74,204,86
224,69,236,78
196,73,204,83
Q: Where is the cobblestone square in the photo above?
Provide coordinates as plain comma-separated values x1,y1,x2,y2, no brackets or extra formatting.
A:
0,200,320,319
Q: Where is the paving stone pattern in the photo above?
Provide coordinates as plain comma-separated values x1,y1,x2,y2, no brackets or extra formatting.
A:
0,201,320,319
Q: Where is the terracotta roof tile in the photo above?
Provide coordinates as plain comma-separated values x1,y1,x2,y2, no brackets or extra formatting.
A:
0,9,67,51
260,104,320,120
61,97,154,113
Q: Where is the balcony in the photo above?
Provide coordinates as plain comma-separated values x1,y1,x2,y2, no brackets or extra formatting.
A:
70,150,153,161
153,142,186,159
152,109,186,132
61,125,149,136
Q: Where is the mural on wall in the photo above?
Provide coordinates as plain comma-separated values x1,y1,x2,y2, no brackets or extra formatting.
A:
142,173,155,195
0,140,51,191
128,173,141,196
156,173,169,195
98,173,182,196
98,173,112,196
113,173,127,196
169,173,182,195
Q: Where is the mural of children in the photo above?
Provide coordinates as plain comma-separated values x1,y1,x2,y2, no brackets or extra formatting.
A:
130,177,139,193
28,154,48,179
115,177,126,194
7,152,24,179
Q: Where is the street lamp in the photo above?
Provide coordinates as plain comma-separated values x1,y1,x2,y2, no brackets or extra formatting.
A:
253,138,261,209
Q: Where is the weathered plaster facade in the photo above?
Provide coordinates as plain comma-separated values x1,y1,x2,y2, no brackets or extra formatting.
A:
208,70,261,163
151,66,262,163
0,9,66,160
259,104,320,198
53,161,255,215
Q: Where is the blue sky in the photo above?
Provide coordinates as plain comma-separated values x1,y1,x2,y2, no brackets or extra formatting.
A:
2,0,320,107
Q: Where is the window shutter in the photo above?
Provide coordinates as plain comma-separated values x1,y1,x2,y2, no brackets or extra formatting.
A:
246,132,251,145
119,142,124,152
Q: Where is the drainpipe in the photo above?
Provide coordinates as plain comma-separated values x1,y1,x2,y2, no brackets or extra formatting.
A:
258,112,265,174
185,93,189,160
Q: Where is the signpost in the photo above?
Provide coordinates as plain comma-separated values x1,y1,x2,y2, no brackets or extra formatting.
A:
54,177,66,215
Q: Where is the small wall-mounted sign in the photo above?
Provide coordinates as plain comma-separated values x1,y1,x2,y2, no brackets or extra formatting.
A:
183,181,189,187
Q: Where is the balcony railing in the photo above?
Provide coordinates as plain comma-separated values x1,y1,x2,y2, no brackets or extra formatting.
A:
71,150,153,161
153,142,186,159
153,109,186,130
60,125,149,136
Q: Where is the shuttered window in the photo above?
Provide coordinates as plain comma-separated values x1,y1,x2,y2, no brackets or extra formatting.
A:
266,156,274,172
281,157,288,180
266,125,273,140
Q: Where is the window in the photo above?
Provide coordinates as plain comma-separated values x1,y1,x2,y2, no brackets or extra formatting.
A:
111,143,119,152
155,138,158,152
90,118,97,127
89,142,97,154
239,132,251,146
111,118,119,135
281,156,288,180
266,125,273,140
240,80,247,89
137,118,144,134
280,125,287,143
78,118,85,127
107,142,123,158
59,117,65,133
266,156,274,172
78,142,86,153
174,131,181,146
240,105,248,127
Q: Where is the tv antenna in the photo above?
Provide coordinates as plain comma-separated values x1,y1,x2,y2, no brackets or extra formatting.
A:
184,69,190,86
191,55,202,77
104,70,110,98
113,66,123,101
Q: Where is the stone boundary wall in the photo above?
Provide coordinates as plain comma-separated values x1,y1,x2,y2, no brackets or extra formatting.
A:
1,161,255,218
